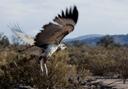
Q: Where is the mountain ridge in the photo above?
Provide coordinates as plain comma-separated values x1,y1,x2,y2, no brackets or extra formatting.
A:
65,34,128,46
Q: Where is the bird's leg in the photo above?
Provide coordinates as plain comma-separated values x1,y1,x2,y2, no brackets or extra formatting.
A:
39,54,48,76
43,56,48,76
44,63,48,76
40,59,44,73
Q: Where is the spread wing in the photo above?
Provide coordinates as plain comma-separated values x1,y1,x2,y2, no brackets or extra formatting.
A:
10,25,35,45
34,6,78,46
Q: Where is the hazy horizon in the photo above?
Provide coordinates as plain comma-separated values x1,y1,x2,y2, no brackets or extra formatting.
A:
0,0,128,39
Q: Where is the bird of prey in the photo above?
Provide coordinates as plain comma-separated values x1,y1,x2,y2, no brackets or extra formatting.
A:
11,6,79,75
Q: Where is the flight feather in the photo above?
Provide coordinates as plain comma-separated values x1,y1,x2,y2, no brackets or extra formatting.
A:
35,6,79,46
10,25,35,45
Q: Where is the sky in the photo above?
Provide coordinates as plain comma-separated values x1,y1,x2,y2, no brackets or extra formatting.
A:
0,0,128,39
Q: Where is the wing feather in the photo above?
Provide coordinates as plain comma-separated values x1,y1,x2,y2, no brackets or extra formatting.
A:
10,25,34,45
35,23,63,45
34,6,79,46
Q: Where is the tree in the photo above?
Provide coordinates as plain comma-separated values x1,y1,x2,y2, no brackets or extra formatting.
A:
0,33,10,48
97,35,116,47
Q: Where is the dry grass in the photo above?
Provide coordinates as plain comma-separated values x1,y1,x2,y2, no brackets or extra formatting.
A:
0,44,128,88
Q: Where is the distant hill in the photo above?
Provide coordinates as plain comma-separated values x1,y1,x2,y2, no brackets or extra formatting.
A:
65,34,128,46
112,35,128,45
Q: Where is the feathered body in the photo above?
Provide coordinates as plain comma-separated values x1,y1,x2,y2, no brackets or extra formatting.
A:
44,43,66,57
11,6,79,75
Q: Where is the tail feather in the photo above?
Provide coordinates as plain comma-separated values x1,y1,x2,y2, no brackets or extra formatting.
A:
10,25,35,45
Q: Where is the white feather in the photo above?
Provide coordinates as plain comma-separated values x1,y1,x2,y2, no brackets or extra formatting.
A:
45,43,67,57
10,25,35,45
45,44,58,57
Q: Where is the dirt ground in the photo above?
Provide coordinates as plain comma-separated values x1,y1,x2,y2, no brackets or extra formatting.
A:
97,79,128,89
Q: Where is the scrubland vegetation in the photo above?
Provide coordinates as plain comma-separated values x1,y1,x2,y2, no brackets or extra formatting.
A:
0,33,128,89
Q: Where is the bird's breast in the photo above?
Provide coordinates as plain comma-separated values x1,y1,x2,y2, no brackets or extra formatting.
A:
45,44,59,57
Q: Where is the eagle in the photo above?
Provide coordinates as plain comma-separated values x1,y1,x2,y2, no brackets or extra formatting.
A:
11,6,79,75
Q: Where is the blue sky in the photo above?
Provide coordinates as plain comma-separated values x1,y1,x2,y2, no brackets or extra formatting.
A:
0,0,128,39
